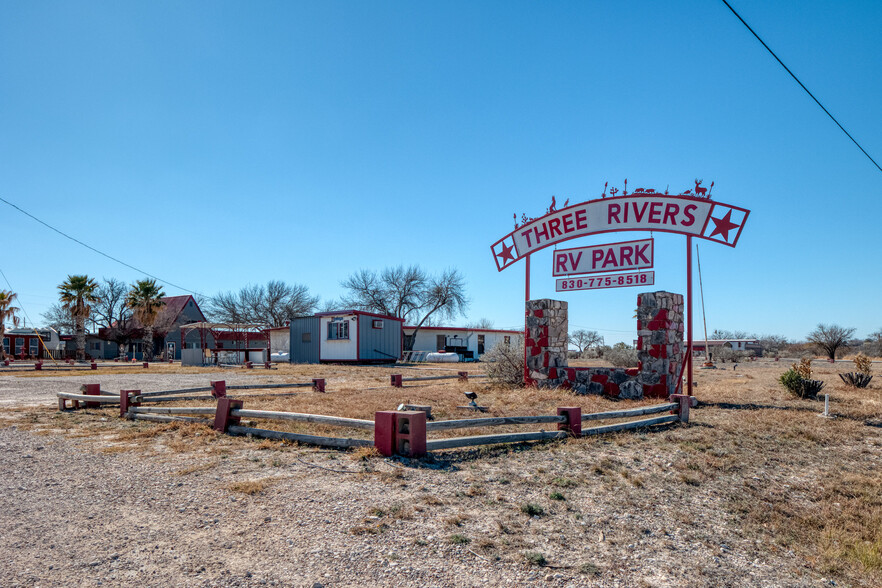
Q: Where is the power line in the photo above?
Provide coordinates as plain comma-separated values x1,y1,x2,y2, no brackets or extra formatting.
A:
720,0,882,173
0,267,37,328
0,195,209,298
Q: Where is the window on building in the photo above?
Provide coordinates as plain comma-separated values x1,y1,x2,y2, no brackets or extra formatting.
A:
2,338,8,353
15,337,24,354
504,336,511,345
372,319,383,329
30,339,39,354
328,321,349,340
302,332,312,343
477,335,485,355
91,341,101,351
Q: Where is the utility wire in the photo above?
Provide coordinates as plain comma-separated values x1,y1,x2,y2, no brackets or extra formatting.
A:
0,195,209,298
720,0,882,173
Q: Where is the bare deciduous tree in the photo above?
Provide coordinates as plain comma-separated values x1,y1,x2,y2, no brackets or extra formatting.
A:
91,278,130,330
340,265,468,350
568,329,603,353
207,281,319,327
807,324,855,360
465,318,495,329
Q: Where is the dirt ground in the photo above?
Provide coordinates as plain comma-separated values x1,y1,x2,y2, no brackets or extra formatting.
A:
1,359,880,587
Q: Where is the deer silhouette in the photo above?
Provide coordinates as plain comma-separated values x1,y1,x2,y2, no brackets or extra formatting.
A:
694,179,707,198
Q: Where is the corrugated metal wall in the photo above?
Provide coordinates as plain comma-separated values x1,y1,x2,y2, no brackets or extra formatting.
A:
289,317,321,364
357,315,401,362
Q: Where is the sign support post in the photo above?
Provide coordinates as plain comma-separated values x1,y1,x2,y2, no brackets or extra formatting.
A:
686,235,694,396
524,253,531,385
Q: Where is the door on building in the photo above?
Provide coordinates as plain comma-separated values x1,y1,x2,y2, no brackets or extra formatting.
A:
477,335,485,355
436,335,446,352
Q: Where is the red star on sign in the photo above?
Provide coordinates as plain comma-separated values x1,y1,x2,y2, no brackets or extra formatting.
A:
708,209,740,242
496,241,515,264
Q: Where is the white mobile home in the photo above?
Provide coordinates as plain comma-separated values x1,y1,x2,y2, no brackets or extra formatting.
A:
403,326,522,360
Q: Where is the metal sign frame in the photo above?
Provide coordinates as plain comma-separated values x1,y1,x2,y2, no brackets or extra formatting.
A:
490,182,750,396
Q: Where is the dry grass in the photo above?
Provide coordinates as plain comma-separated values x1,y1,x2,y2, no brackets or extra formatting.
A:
5,358,882,586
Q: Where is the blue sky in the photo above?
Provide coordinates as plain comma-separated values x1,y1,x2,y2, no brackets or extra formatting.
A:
1,0,880,344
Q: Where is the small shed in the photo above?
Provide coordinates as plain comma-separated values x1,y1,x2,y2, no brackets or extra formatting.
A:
289,310,402,364
403,326,523,360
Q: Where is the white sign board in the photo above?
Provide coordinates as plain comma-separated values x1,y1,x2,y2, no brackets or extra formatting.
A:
552,238,653,276
555,271,655,292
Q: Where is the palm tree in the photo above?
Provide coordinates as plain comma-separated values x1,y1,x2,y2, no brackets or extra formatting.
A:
126,279,165,361
0,290,21,360
59,275,100,360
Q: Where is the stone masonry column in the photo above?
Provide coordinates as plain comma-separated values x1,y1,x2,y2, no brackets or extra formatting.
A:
525,299,568,386
636,291,685,398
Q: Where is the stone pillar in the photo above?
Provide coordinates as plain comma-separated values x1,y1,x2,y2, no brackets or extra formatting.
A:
636,291,685,398
525,299,568,386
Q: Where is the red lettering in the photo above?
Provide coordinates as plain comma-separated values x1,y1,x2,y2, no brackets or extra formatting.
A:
520,229,534,247
635,243,650,265
682,204,697,227
548,218,562,238
632,202,648,222
592,249,603,269
607,204,620,224
663,203,679,225
561,213,574,233
533,222,550,243
575,209,588,230
555,253,567,273
648,202,663,223
569,252,582,271
620,246,633,266
603,248,617,268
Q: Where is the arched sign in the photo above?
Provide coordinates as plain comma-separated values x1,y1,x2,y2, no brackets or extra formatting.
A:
491,193,749,271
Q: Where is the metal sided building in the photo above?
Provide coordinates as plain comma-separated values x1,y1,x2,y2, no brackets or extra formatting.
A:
403,326,523,360
289,310,403,364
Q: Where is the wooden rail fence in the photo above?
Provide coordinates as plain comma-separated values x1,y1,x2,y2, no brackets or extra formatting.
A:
56,375,697,455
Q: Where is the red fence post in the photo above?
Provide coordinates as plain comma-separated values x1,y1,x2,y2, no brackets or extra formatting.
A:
34,362,42,371
394,411,427,457
245,361,253,369
90,362,97,370
458,371,468,382
213,397,243,433
210,380,227,399
143,362,149,369
557,407,582,437
264,361,271,369
120,389,140,418
312,378,326,392
82,383,101,408
391,374,403,388
668,394,698,423
374,411,397,457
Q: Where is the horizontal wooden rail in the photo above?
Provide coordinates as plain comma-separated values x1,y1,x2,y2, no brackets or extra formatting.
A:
134,394,216,403
426,415,565,432
56,392,120,404
129,406,216,415
426,430,569,450
129,413,212,424
226,382,313,390
425,414,679,451
581,414,678,435
231,409,374,430
581,403,677,422
226,425,372,448
138,386,214,398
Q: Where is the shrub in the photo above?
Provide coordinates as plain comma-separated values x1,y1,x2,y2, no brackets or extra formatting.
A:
606,346,638,367
794,357,813,379
853,353,872,375
524,551,547,566
483,341,525,386
520,503,544,516
779,367,825,400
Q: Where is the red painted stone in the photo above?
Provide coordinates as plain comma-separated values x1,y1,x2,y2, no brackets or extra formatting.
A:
534,309,544,318
625,368,639,377
654,309,669,322
543,353,550,367
591,374,609,384
531,346,541,356
525,338,535,347
537,337,549,347
604,382,620,397
566,368,576,381
548,367,558,379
